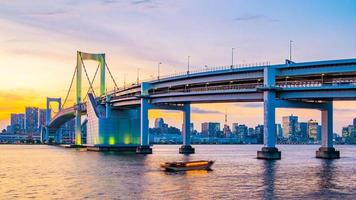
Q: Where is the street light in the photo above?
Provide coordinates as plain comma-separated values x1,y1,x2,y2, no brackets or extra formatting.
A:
231,48,235,69
157,62,162,79
187,56,190,74
136,68,140,84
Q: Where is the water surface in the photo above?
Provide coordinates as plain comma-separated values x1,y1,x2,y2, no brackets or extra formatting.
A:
1,145,356,199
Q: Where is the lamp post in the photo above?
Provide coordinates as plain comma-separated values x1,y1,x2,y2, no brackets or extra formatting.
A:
231,48,235,69
187,56,190,74
157,62,162,80
137,68,140,84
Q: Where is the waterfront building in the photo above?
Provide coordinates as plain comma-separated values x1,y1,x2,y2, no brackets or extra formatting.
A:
237,124,248,141
299,122,308,142
25,107,39,135
255,124,264,144
223,124,231,136
154,118,164,129
282,115,298,139
232,123,239,134
201,122,220,137
308,119,319,141
38,109,47,128
275,124,283,140
10,113,25,134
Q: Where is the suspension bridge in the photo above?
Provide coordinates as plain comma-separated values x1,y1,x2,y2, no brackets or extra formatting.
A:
43,51,356,159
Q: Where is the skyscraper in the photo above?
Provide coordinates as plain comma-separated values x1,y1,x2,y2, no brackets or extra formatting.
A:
299,122,308,141
25,107,39,135
282,115,298,138
275,124,283,139
255,124,264,144
201,122,220,137
10,113,25,133
154,118,164,129
38,109,47,128
308,119,319,141
237,124,248,141
232,123,239,134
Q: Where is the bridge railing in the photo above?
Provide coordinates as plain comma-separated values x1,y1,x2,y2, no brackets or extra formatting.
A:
105,62,270,97
276,78,356,88
141,62,270,82
151,82,263,95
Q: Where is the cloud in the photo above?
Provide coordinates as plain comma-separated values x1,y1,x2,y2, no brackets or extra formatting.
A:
334,108,356,113
131,0,152,5
239,102,263,108
191,107,223,114
233,14,279,22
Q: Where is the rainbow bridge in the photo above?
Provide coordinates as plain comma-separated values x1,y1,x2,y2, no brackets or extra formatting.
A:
45,51,356,159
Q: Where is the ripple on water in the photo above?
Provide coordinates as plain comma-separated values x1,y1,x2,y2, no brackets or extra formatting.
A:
1,145,356,199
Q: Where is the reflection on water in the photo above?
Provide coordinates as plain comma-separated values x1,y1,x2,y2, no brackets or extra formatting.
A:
1,145,356,199
262,160,277,200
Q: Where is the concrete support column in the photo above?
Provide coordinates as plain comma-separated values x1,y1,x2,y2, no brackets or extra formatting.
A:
179,104,195,154
105,95,111,118
316,101,340,159
75,109,82,145
136,83,152,154
257,66,281,160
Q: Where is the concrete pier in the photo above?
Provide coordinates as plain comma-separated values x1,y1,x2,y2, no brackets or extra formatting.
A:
257,147,281,160
179,104,195,154
179,145,195,154
316,147,340,159
316,102,340,159
257,66,281,160
136,145,152,154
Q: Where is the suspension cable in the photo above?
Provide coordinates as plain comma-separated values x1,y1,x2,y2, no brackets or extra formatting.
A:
105,63,119,89
83,63,100,102
61,65,77,108
79,53,97,97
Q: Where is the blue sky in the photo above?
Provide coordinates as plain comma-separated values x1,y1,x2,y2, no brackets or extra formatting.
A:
0,0,356,132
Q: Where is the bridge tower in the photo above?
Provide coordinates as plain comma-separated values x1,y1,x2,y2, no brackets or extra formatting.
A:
75,51,106,145
43,97,62,143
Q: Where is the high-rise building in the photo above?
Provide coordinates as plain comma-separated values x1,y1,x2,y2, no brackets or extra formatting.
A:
282,115,298,138
299,122,308,141
232,123,239,134
201,122,220,137
154,118,164,129
237,124,248,141
248,128,254,136
317,125,322,142
275,124,283,139
25,107,39,134
38,109,47,128
10,113,25,133
308,119,319,141
255,124,264,144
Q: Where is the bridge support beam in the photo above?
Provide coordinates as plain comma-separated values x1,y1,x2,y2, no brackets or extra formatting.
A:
136,83,152,154
258,66,281,160
179,104,195,154
316,102,340,159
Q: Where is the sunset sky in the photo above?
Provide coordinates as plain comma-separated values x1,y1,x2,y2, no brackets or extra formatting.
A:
1,0,356,133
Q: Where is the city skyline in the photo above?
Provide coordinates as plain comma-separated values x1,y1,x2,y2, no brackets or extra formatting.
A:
1,0,356,133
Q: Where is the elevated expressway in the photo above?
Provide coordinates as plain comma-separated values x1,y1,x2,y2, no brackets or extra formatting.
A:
49,56,356,159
